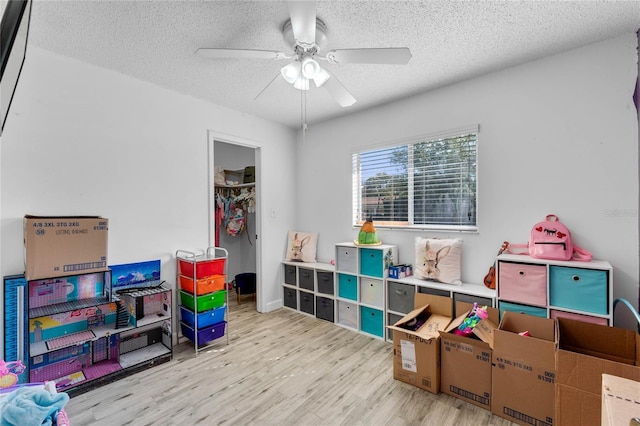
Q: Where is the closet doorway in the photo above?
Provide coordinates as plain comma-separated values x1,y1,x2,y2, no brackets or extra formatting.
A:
208,132,262,312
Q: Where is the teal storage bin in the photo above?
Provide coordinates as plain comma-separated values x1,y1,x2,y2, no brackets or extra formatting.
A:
338,273,358,300
499,301,547,319
360,248,384,278
360,306,384,338
549,266,608,315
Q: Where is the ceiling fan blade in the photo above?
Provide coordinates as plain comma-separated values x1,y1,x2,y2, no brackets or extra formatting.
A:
322,72,356,107
327,48,412,65
288,1,316,45
254,72,286,101
196,48,286,60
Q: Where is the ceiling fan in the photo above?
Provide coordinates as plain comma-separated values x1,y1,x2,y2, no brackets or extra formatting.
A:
195,1,412,109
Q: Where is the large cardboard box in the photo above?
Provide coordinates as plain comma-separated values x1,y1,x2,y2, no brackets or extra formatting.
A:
24,215,108,280
491,311,557,426
439,301,499,410
601,374,640,426
387,293,452,394
556,318,640,426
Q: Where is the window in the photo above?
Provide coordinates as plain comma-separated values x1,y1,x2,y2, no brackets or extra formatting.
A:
352,126,478,231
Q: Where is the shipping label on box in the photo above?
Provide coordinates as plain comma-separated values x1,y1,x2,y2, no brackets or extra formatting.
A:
24,215,109,280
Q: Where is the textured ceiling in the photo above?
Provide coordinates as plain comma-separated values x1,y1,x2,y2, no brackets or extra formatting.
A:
27,0,640,130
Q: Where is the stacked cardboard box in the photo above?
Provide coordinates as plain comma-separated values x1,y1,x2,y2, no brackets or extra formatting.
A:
556,318,640,426
387,294,452,394
24,215,109,280
439,302,500,410
491,312,558,426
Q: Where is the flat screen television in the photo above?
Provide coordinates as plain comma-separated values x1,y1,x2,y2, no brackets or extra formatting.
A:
1,0,32,136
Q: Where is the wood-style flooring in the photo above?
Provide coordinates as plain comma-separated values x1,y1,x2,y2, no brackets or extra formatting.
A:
64,296,517,426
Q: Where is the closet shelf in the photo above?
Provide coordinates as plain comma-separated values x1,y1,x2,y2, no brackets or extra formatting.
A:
215,183,255,189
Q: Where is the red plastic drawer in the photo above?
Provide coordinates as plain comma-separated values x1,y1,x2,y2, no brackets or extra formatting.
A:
178,257,225,277
498,261,547,307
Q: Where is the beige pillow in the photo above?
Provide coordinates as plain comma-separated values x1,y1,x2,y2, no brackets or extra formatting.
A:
285,231,318,263
414,237,463,284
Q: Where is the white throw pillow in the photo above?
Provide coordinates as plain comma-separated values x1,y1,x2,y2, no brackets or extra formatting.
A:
285,231,318,263
414,237,463,284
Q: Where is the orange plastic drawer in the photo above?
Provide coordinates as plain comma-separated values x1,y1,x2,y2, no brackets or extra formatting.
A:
498,261,547,307
180,274,226,295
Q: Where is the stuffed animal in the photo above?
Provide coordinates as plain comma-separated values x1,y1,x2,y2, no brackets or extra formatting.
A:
356,217,380,245
453,303,489,336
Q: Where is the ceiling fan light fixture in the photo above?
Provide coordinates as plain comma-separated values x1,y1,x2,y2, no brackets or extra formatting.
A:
281,62,300,84
301,57,320,79
293,76,310,91
313,67,330,87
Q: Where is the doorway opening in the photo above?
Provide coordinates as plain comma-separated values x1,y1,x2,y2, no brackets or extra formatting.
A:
207,131,262,312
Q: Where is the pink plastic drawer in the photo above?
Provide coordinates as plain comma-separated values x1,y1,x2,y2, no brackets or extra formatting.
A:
550,309,608,325
498,262,547,307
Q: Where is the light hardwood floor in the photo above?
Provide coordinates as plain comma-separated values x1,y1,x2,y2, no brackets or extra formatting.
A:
65,296,517,426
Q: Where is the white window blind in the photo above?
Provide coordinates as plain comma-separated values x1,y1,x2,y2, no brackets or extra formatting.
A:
353,128,478,231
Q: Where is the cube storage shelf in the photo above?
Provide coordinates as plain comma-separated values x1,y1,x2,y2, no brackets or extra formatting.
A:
177,247,229,355
282,242,499,343
496,253,613,324
3,271,173,396
385,276,497,342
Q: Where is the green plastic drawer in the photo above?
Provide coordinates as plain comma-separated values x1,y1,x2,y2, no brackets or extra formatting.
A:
180,290,226,313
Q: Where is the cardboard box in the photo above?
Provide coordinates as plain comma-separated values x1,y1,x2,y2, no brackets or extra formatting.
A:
556,318,640,426
439,301,499,409
387,293,452,394
389,264,413,279
24,215,108,280
601,374,640,426
491,311,557,426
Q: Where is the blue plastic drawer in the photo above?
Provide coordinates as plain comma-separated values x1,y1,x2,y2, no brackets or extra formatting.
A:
180,305,226,329
360,248,384,278
360,306,384,338
549,266,608,315
499,301,547,319
338,274,358,301
181,321,226,346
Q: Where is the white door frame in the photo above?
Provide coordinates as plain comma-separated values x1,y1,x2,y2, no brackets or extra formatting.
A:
207,130,264,312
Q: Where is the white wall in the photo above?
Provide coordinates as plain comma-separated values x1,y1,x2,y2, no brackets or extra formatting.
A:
296,34,639,329
0,47,297,346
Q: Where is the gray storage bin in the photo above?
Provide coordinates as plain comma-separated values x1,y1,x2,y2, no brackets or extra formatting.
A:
284,264,297,285
387,312,404,340
317,271,334,295
337,300,358,329
388,281,416,314
299,290,315,315
315,296,335,323
417,286,451,298
452,292,494,316
336,245,358,274
283,287,297,309
298,268,314,291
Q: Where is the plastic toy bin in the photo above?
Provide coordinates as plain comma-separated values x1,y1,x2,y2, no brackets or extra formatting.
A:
178,257,225,277
181,321,226,346
180,305,226,329
179,274,226,295
180,290,226,313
